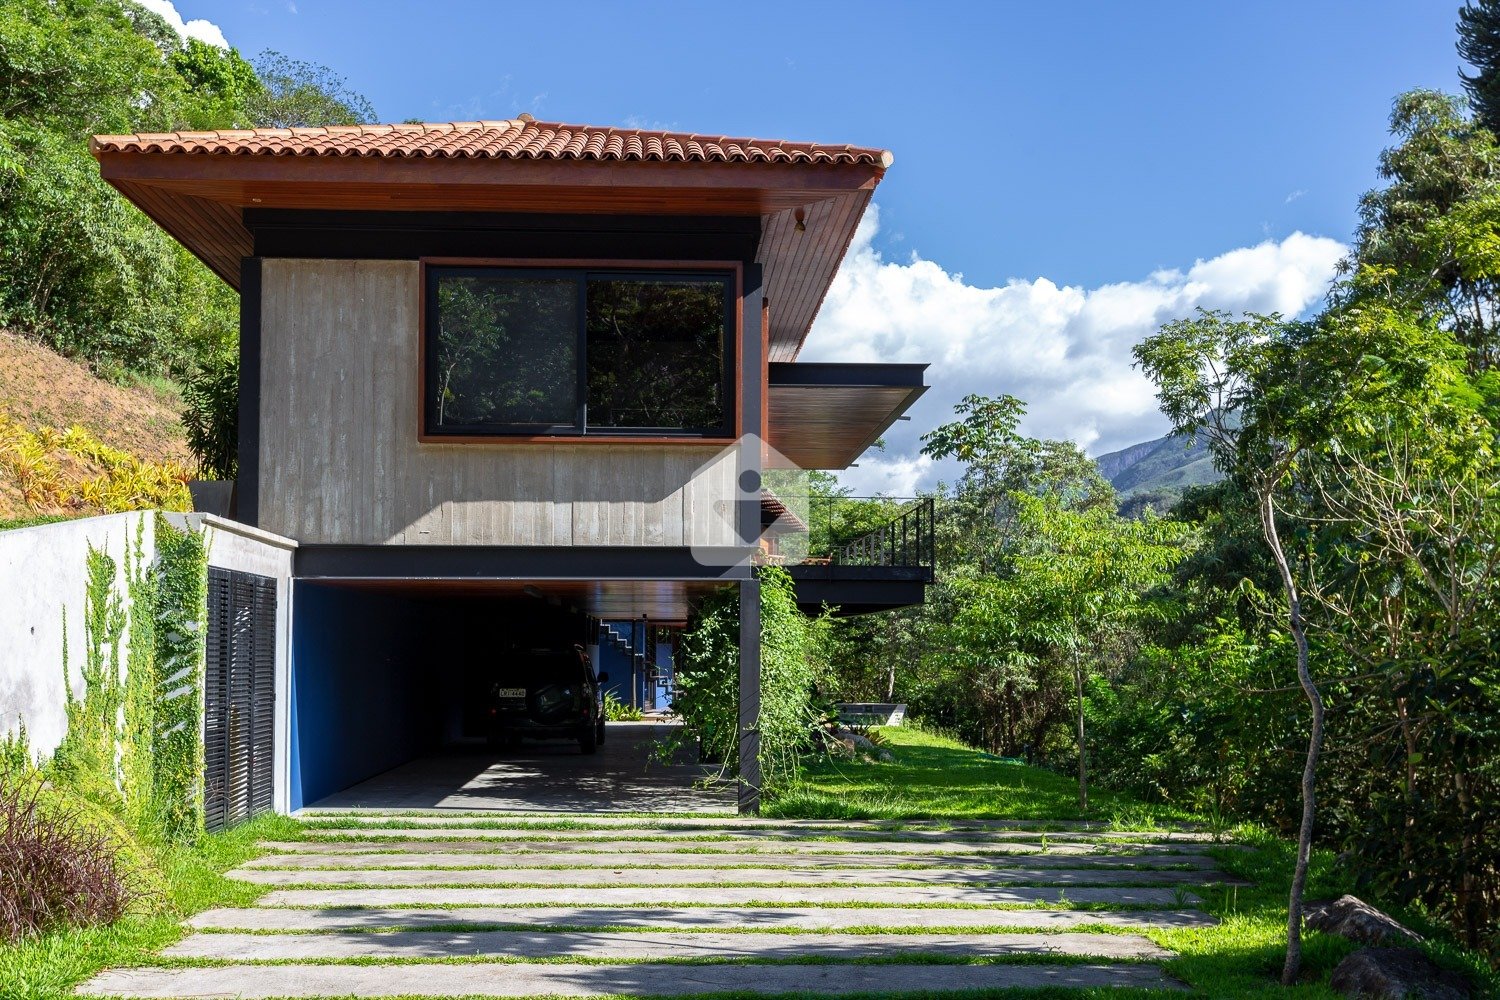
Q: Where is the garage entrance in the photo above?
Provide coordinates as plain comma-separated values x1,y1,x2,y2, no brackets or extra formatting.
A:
287,580,735,814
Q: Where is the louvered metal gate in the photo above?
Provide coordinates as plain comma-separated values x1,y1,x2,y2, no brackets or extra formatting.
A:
204,567,277,832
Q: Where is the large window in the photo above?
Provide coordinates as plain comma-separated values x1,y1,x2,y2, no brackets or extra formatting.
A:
424,267,734,437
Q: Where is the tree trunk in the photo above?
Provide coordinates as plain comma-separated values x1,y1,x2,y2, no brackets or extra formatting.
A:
1261,487,1324,987
1073,645,1088,814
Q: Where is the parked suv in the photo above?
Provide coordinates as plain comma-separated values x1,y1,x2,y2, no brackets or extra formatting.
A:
484,646,607,754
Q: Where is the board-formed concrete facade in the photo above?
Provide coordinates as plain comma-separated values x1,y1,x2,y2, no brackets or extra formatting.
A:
256,259,738,548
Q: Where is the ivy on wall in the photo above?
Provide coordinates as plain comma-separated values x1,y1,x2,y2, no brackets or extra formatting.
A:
41,515,208,842
151,516,207,842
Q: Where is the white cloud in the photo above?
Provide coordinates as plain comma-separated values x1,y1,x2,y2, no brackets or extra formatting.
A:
134,0,229,48
802,205,1347,492
840,452,935,497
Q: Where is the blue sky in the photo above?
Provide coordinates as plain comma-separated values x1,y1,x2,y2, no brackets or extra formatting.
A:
154,1,1466,491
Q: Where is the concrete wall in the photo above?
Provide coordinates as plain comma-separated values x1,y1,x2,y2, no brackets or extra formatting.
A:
0,512,156,760
0,513,296,808
256,259,739,547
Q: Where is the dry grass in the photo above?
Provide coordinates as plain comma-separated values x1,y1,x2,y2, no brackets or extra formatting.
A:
0,331,190,520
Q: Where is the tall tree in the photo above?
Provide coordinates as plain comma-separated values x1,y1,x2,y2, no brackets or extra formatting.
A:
1459,0,1500,136
999,493,1191,811
1134,310,1329,984
247,51,376,128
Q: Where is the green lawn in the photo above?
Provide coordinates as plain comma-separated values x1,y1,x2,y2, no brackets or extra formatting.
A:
764,726,1194,824
0,812,303,1000
768,725,1499,998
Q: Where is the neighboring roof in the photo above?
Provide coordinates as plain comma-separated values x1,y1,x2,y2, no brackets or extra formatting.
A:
760,490,809,535
91,115,891,361
93,116,893,167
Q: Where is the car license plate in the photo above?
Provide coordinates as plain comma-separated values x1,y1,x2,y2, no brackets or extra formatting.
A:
497,688,526,699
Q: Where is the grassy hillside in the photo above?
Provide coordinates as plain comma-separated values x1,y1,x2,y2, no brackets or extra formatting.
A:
0,332,191,521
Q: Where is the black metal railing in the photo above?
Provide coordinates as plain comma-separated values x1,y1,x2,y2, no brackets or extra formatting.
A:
831,497,935,570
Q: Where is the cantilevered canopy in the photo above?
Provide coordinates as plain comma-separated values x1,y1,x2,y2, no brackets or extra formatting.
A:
91,116,892,361
767,362,929,470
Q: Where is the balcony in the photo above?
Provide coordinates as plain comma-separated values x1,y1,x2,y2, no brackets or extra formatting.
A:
759,495,935,615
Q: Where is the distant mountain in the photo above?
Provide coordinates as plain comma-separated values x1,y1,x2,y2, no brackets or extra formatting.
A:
1095,431,1221,503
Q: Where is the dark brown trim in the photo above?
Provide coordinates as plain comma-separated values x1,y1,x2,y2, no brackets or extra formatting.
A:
295,544,754,581
416,259,744,445
236,257,261,527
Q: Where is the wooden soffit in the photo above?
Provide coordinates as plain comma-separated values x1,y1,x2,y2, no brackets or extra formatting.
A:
94,150,885,360
766,362,929,470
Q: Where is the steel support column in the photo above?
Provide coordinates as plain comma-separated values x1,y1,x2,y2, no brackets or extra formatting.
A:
737,577,762,814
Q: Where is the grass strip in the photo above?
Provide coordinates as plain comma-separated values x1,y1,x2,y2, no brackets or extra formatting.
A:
0,813,303,1000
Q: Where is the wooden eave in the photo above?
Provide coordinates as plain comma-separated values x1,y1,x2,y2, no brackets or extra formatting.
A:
766,362,929,470
94,150,884,361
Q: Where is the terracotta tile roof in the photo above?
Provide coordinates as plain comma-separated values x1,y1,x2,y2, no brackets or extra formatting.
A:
91,114,893,167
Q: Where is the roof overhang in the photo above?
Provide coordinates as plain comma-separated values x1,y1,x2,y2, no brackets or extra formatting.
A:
92,129,888,361
766,361,929,470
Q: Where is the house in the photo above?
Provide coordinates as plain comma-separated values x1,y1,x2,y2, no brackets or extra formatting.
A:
88,115,931,817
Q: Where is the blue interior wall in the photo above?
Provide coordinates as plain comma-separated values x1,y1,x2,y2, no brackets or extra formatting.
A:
289,583,433,810
289,588,594,809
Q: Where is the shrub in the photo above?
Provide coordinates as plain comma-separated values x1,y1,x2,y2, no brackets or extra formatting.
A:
0,768,138,944
0,417,190,514
603,692,644,722
180,354,238,480
670,567,829,787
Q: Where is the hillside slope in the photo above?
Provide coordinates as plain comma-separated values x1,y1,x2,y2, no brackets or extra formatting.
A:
1095,431,1220,499
0,332,191,519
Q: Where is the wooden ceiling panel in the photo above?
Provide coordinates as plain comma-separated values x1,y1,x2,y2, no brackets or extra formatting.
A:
317,577,729,624
768,385,924,470
96,149,884,361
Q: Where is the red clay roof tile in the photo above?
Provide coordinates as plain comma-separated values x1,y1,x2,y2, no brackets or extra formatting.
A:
91,116,893,167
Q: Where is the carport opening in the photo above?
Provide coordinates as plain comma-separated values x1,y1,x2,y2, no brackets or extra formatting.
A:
287,579,734,814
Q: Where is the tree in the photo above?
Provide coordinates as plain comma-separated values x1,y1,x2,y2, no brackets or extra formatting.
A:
1348,91,1500,371
247,51,376,128
1459,1,1500,136
1134,310,1329,984
1000,494,1192,811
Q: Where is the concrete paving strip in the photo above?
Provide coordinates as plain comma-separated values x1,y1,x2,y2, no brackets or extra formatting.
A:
79,960,1187,997
302,816,1210,837
263,838,1228,856
257,885,1201,907
244,850,1223,871
232,865,1230,887
190,905,1217,932
299,813,1203,835
301,826,1218,844
163,929,1174,961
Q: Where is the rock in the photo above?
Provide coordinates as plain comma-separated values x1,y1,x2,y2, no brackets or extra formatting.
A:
1306,895,1423,946
1329,947,1471,999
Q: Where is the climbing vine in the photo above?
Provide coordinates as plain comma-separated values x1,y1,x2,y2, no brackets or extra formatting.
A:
44,515,208,842
151,516,207,841
51,541,128,810
671,566,829,791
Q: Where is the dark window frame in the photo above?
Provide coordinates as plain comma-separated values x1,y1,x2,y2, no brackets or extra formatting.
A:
420,260,739,441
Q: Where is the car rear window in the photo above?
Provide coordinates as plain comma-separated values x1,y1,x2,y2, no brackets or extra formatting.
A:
492,651,584,686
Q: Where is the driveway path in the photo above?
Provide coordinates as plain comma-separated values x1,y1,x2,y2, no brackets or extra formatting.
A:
79,814,1233,997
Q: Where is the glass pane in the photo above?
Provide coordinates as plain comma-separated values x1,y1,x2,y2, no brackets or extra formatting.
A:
430,274,577,430
586,277,727,431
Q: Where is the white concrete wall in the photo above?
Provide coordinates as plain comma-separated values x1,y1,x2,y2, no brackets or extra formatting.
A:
0,512,156,761
2,513,297,814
